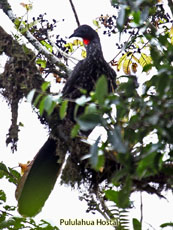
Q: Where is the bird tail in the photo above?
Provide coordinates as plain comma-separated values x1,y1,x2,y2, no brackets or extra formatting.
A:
15,138,64,217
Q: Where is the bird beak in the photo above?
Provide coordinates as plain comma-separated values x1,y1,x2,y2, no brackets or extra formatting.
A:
69,30,81,39
69,33,75,39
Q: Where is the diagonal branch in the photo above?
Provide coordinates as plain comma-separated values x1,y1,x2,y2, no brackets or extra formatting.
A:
0,0,70,75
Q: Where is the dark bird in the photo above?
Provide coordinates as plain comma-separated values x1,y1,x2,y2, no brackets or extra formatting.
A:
16,25,116,217
63,24,116,98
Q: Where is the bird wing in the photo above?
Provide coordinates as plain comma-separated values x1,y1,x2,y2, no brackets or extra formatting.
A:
62,60,85,97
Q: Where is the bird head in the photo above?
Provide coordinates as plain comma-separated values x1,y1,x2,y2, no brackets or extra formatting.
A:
69,25,99,45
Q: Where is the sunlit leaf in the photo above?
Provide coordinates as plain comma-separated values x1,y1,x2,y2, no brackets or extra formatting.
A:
41,81,50,92
170,25,173,37
36,59,47,68
123,59,132,75
40,40,53,53
117,53,128,71
170,26,173,44
73,39,83,46
93,20,100,28
81,49,86,58
14,18,22,29
64,43,74,52
132,54,139,63
133,11,141,24
139,53,152,67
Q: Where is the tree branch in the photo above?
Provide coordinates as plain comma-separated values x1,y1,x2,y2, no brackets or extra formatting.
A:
0,0,70,75
69,0,80,26
167,0,173,15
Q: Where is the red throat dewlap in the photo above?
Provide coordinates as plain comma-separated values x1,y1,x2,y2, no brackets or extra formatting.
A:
83,39,90,45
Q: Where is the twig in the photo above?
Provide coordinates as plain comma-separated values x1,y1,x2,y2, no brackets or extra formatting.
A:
109,29,137,63
96,187,114,220
46,30,79,64
140,192,143,227
69,0,80,26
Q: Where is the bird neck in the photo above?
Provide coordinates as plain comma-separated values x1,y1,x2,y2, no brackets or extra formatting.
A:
85,37,104,60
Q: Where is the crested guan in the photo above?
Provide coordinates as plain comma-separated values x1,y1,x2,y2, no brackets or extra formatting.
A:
63,24,116,98
16,25,117,216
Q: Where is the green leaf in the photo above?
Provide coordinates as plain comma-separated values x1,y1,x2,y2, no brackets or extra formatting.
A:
0,190,6,202
44,95,53,113
33,93,42,107
105,189,130,209
76,113,101,131
133,11,141,24
108,127,127,153
41,81,50,92
40,40,53,52
105,189,118,203
27,89,36,103
95,75,108,105
71,124,80,138
8,168,21,184
60,100,68,119
160,222,173,228
47,101,56,116
143,64,153,72
0,162,7,178
36,58,47,68
105,177,131,208
89,136,105,170
136,144,162,178
14,18,22,29
39,96,46,116
0,162,8,172
133,218,142,230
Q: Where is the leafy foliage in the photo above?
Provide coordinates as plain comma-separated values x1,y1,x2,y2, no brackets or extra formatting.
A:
0,163,59,230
